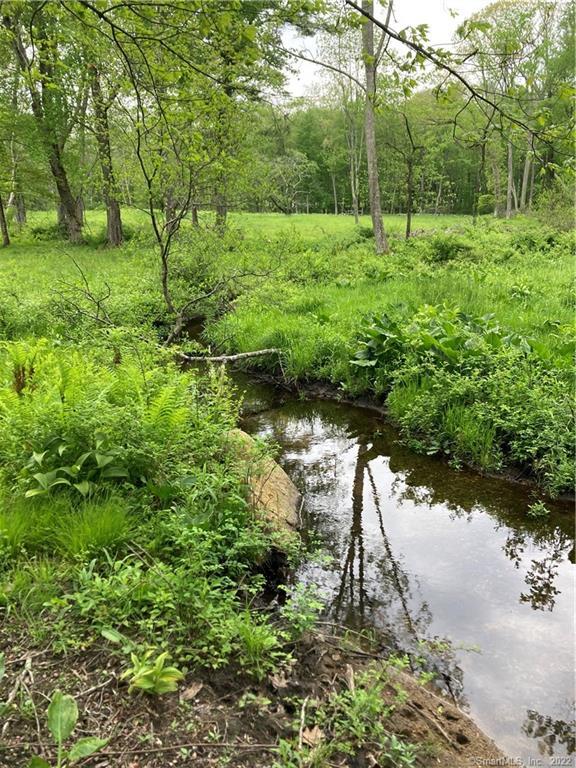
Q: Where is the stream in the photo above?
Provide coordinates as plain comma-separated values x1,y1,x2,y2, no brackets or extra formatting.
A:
235,375,575,765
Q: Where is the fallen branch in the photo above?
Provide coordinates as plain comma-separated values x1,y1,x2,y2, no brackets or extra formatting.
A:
179,348,280,363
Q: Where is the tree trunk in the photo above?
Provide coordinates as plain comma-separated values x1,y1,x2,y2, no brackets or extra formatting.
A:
7,191,26,225
349,156,359,223
191,204,200,228
214,190,227,233
405,159,413,239
506,141,514,219
519,137,531,211
434,179,442,215
0,195,10,247
361,0,388,254
90,65,123,246
165,191,178,237
418,171,425,213
122,177,133,207
49,146,83,242
7,71,26,226
493,160,503,217
331,173,338,215
528,161,535,210
8,18,82,242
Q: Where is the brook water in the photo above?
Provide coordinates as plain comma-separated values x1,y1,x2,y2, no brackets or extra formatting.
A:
236,376,575,765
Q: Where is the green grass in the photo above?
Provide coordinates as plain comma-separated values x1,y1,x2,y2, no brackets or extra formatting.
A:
0,495,133,556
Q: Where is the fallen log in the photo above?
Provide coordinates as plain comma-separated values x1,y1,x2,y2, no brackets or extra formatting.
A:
179,348,280,363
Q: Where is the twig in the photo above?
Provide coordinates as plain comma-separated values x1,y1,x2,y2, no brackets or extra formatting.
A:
298,696,309,750
99,741,278,756
2,657,33,737
406,702,458,748
77,676,116,698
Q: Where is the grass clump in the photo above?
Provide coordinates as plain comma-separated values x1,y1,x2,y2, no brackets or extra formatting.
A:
274,665,417,768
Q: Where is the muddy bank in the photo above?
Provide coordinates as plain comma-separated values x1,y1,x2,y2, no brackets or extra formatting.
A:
0,626,504,768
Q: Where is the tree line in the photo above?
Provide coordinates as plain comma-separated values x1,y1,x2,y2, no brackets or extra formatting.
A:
0,0,573,251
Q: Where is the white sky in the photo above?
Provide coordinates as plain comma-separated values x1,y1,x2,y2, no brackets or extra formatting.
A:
286,0,489,96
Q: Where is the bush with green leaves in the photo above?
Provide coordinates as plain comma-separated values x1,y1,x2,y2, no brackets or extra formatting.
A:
348,305,574,494
0,340,293,677
273,665,416,768
120,649,184,695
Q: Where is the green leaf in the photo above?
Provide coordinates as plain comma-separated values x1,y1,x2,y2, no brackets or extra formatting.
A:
32,472,50,489
101,627,127,644
0,652,5,684
47,690,78,743
68,736,108,763
25,487,48,498
48,478,72,488
75,451,93,468
73,480,91,496
95,452,115,469
32,450,48,466
100,466,129,479
27,758,51,768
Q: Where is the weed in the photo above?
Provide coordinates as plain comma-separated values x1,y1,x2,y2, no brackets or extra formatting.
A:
273,665,417,767
121,650,184,695
27,689,107,767
527,501,551,519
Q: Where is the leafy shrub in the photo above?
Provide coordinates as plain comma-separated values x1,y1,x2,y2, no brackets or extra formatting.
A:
425,232,475,262
355,225,374,240
121,650,184,695
351,305,574,493
0,341,238,499
352,304,531,385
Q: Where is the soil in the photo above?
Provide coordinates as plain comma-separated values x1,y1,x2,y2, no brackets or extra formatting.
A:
0,626,504,768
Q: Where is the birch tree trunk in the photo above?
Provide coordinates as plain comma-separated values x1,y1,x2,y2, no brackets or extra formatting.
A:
434,179,442,215
7,73,26,226
528,162,535,210
519,136,532,211
331,173,338,214
405,158,413,239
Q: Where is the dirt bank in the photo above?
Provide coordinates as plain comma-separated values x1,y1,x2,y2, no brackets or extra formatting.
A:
0,626,505,768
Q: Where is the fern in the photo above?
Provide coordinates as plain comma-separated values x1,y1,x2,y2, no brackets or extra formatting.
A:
144,384,189,443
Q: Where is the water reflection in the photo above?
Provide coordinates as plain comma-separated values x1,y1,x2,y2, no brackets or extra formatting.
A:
523,709,576,756
244,400,575,764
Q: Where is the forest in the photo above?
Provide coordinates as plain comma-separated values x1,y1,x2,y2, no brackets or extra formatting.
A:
0,1,574,767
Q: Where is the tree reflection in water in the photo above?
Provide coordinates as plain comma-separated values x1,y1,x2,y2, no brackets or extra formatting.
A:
502,528,572,611
330,440,467,705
